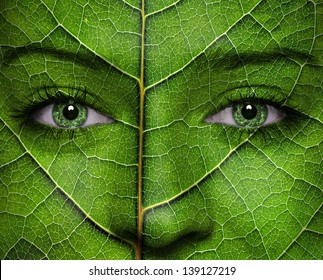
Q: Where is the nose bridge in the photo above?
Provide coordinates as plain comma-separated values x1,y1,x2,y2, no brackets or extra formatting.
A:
143,188,214,249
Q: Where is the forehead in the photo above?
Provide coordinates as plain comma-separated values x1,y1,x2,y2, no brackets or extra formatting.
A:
0,0,316,84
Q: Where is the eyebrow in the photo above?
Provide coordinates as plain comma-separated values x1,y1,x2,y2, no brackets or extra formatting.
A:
209,48,315,70
2,45,314,74
1,44,104,70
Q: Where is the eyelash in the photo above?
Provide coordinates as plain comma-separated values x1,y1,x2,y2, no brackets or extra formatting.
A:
224,86,286,107
11,85,93,138
205,86,304,130
230,86,308,114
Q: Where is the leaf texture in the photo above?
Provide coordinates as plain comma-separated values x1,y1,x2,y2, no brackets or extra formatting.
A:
0,0,322,260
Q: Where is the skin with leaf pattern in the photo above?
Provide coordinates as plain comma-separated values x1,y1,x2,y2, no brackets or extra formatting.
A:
0,0,322,260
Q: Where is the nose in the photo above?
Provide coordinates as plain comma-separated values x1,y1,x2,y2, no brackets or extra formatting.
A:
142,190,214,249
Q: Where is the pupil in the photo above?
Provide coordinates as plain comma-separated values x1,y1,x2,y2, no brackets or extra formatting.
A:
63,104,79,120
241,104,257,119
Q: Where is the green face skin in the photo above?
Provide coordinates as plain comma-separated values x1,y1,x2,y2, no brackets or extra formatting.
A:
0,1,322,260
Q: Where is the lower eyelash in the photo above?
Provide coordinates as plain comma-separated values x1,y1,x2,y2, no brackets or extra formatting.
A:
19,118,87,140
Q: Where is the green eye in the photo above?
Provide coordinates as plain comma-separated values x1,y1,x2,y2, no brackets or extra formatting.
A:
32,101,113,129
205,102,286,128
232,103,268,127
52,102,88,128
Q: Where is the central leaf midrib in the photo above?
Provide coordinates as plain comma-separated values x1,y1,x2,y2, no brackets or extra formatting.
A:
134,1,262,259
136,0,146,260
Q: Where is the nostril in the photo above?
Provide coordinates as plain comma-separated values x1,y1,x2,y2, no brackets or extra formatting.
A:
142,201,214,249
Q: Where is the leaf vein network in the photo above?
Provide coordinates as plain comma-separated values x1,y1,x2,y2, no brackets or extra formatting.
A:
1,118,135,247
143,130,258,213
277,202,323,259
39,0,140,82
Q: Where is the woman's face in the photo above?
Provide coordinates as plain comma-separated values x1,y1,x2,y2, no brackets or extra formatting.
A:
0,0,322,259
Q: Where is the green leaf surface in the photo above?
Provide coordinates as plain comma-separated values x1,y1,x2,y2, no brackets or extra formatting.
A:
0,0,322,260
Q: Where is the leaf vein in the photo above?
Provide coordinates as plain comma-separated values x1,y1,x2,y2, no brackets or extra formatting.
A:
1,118,135,248
143,129,258,213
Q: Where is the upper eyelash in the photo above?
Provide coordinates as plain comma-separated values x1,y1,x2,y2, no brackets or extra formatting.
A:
35,85,90,106
224,86,287,105
228,97,286,109
8,85,93,139
222,85,309,115
204,86,307,125
10,85,92,120
217,90,287,116
209,88,306,128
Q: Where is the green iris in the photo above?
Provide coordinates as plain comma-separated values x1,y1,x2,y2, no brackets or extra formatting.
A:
52,102,87,128
233,103,268,127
